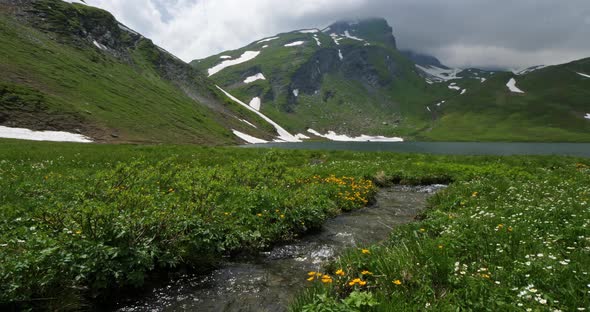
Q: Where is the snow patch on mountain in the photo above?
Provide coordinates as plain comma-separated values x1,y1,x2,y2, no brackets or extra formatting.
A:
0,126,92,143
480,78,487,83
208,51,260,76
461,89,467,95
220,55,232,59
217,86,300,142
293,89,299,97
448,83,461,91
338,49,344,60
313,35,321,46
239,119,257,128
248,97,261,111
232,130,267,144
285,41,305,47
299,29,319,34
307,129,403,142
585,113,590,120
294,133,311,140
244,73,266,84
415,65,461,82
257,37,279,44
577,72,590,78
92,40,108,51
506,78,525,93
343,30,363,41
330,33,343,45
513,65,546,75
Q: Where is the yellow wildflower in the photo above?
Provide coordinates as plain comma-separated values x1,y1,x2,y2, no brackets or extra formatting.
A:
438,245,443,249
472,192,478,197
335,269,345,276
419,228,426,233
481,274,490,279
361,249,370,254
359,280,367,286
257,213,262,217
308,271,317,276
307,276,314,282
393,279,402,285
361,270,373,275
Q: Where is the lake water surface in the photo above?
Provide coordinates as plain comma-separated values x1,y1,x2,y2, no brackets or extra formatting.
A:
242,142,590,157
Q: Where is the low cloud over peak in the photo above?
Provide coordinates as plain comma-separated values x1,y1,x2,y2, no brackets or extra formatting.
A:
78,0,590,69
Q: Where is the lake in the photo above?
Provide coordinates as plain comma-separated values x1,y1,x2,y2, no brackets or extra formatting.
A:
242,142,590,157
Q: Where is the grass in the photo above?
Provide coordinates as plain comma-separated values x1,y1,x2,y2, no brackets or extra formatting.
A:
0,139,588,311
421,60,590,142
292,157,590,311
0,1,272,144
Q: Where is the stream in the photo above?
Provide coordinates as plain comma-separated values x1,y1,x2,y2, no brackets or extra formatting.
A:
117,185,446,312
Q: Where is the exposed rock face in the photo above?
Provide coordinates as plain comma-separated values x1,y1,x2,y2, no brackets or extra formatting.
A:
326,18,397,49
285,45,400,111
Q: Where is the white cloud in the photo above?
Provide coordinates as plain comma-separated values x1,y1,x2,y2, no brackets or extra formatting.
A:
80,0,590,68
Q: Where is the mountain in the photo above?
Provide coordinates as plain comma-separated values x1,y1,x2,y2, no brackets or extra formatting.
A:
418,58,590,141
191,18,454,139
1,2,589,143
0,0,279,144
401,50,448,69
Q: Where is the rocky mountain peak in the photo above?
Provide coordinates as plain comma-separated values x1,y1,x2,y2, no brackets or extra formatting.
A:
324,17,397,48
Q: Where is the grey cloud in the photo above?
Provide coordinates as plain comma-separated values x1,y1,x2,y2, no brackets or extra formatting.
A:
86,0,590,69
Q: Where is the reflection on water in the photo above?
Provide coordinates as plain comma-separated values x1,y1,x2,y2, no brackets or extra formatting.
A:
117,185,445,312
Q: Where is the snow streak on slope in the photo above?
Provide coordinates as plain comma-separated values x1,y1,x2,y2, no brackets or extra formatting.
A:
285,41,305,47
343,30,364,42
232,130,267,144
577,72,590,78
506,78,525,93
208,51,260,76
513,65,546,75
216,86,300,142
313,35,321,46
585,113,590,120
244,73,266,84
93,40,108,51
257,37,279,44
307,129,403,142
0,126,92,143
299,29,319,34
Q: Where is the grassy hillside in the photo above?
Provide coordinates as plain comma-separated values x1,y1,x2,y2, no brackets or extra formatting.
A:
419,59,590,142
0,0,276,144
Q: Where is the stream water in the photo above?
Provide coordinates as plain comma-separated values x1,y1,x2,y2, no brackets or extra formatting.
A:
117,185,446,312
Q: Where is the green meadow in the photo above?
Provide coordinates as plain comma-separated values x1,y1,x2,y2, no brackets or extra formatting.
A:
0,139,588,311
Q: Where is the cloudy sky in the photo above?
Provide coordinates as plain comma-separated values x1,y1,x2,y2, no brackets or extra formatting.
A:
74,0,590,69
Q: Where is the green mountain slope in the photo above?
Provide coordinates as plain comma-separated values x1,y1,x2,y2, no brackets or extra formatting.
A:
192,19,454,138
0,0,276,144
419,58,590,142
